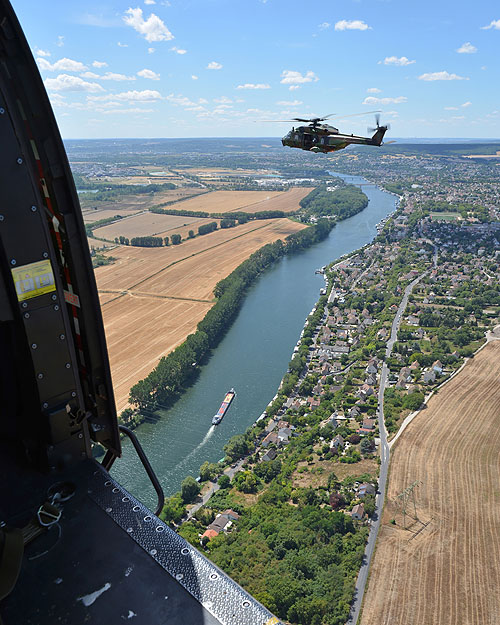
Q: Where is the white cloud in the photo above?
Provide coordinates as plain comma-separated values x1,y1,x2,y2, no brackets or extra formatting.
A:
367,87,381,93
56,36,64,47
318,22,330,30
36,49,51,57
44,74,105,92
207,61,222,70
456,42,477,54
419,71,468,81
236,83,270,89
280,70,319,86
144,0,156,4
92,61,108,68
381,56,415,66
334,20,371,31
89,89,162,102
481,19,500,30
104,72,136,81
117,42,129,47
462,101,472,107
37,57,87,72
289,85,300,91
363,95,407,105
276,100,302,106
170,46,187,54
214,96,232,104
444,106,459,111
191,75,198,80
101,107,154,114
148,47,155,54
166,93,208,110
123,7,174,42
81,71,135,81
137,68,160,80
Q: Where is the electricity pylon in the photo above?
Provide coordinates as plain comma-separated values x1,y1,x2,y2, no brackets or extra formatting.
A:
395,481,421,529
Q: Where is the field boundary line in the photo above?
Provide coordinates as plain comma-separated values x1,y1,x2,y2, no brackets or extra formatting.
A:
100,221,278,306
100,289,214,304
126,221,275,291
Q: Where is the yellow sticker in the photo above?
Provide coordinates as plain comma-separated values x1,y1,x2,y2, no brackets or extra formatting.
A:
11,259,56,301
264,618,280,625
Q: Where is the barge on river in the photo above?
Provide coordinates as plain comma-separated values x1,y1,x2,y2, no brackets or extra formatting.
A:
212,388,236,425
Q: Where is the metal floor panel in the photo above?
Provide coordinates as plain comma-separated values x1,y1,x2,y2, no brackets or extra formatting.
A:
0,460,280,625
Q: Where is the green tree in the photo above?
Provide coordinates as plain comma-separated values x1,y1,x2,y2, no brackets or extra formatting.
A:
188,229,195,238
224,434,249,461
402,391,425,411
234,471,259,493
218,474,231,489
171,233,182,245
164,236,169,246
360,437,375,455
160,493,186,525
199,461,221,482
181,476,200,503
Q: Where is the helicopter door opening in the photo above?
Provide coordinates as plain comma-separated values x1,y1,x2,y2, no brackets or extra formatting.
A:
303,133,313,149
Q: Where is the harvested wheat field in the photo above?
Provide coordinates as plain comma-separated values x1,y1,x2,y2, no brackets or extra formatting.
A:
82,208,141,223
95,218,307,410
236,187,313,214
80,188,199,215
360,340,500,625
93,212,205,240
161,188,312,214
95,220,286,292
103,295,212,414
161,190,291,213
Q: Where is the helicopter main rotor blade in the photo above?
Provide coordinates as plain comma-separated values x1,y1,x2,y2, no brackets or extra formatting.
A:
329,110,381,121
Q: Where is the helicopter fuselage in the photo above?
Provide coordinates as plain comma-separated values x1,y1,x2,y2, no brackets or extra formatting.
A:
281,124,387,154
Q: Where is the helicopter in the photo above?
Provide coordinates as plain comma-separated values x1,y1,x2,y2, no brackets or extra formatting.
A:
279,112,392,154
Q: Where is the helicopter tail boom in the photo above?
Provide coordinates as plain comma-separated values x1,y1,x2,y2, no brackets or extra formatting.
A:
371,125,388,146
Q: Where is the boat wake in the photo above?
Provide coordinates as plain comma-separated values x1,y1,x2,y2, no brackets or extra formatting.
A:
176,425,216,471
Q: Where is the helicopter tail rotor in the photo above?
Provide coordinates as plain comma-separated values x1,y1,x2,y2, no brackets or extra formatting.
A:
368,113,390,133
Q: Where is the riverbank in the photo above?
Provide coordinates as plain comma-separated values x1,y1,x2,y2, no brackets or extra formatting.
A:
125,183,370,420
110,173,397,508
174,201,500,625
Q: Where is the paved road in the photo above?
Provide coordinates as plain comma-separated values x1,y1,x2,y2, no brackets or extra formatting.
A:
346,272,426,625
185,457,246,520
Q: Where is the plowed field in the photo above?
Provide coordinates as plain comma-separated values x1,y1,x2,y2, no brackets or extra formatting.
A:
360,340,500,625
95,218,306,411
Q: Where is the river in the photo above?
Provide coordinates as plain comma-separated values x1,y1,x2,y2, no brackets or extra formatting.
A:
111,173,397,506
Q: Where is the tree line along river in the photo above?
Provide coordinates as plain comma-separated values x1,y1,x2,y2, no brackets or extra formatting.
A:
111,173,398,508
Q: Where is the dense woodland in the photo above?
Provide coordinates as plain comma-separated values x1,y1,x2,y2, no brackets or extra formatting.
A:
78,181,175,202
150,206,287,221
206,483,366,625
299,185,368,220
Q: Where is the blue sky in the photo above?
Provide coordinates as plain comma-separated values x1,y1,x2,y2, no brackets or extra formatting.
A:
11,0,500,139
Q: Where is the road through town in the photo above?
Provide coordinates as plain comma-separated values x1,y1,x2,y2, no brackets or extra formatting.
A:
346,271,426,624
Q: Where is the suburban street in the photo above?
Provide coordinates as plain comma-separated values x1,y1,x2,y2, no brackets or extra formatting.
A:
185,457,246,520
346,271,426,625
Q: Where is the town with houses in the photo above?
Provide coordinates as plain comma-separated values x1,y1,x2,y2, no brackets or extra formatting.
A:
67,138,500,624
167,173,500,547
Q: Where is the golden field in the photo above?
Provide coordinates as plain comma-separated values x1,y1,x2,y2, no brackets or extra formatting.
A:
360,341,500,625
96,217,307,411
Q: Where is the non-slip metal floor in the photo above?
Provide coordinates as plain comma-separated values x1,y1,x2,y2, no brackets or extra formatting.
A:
0,457,280,625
